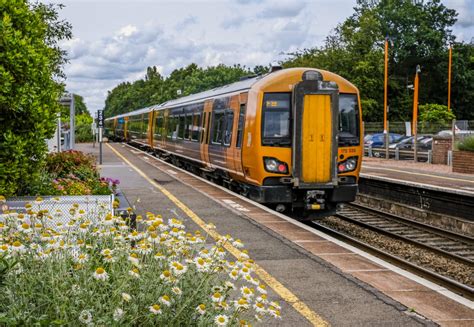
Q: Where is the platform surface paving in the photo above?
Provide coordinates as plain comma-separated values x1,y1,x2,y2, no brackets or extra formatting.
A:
76,142,469,326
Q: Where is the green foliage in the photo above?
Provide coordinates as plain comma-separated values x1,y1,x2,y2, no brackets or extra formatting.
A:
76,113,94,143
61,94,90,119
457,136,474,152
419,103,455,125
283,0,473,122
0,0,71,196
104,64,253,117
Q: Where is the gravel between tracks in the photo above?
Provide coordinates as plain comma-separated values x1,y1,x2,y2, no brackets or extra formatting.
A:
320,216,474,287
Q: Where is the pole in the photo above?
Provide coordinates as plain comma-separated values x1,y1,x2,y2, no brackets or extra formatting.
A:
99,127,103,165
412,65,421,162
447,44,452,112
412,65,420,136
69,93,75,149
384,37,389,159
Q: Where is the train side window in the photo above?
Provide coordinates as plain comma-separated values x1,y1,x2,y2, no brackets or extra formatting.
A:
178,114,185,139
223,111,234,147
236,104,246,148
191,113,201,141
201,112,207,143
184,114,191,140
211,111,225,145
155,114,163,137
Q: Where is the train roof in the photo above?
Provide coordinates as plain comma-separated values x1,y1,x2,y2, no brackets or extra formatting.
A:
105,68,358,120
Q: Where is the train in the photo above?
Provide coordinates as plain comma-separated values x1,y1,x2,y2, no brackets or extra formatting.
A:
105,67,362,218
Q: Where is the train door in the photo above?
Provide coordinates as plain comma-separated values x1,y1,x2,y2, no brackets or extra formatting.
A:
224,95,239,174
292,74,339,187
232,93,247,177
200,100,213,167
208,98,228,169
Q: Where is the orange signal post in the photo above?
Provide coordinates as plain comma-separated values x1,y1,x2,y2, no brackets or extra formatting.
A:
448,44,452,112
412,65,421,161
383,37,389,159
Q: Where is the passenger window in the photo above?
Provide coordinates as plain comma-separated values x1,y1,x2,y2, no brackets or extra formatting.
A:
223,111,234,147
201,112,207,143
236,104,246,148
155,114,163,137
211,112,225,145
178,115,185,139
191,113,201,141
184,114,191,140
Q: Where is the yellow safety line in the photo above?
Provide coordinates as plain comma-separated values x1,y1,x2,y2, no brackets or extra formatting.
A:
362,165,474,184
107,143,329,327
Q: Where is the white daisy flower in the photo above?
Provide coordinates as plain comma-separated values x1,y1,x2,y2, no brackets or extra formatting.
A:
104,255,116,263
78,310,92,324
234,298,249,310
159,295,171,307
93,267,109,281
149,304,162,314
232,239,244,248
171,287,182,296
193,257,209,272
257,284,267,294
228,270,239,280
211,292,223,303
240,286,254,299
253,301,266,314
196,304,206,315
121,293,132,302
214,314,229,326
128,268,140,278
113,308,124,321
11,241,26,253
170,261,187,275
100,248,113,256
73,253,89,264
128,253,140,265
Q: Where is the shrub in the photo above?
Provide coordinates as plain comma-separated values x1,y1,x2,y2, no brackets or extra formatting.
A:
0,201,281,325
457,136,474,152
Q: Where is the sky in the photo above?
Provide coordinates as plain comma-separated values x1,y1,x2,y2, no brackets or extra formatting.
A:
42,0,474,115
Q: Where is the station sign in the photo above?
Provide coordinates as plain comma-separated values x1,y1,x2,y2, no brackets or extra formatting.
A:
97,110,104,128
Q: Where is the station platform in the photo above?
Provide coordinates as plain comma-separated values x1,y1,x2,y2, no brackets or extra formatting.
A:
76,143,473,326
361,157,474,196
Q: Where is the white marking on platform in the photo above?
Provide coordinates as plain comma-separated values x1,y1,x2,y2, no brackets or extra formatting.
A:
143,156,150,160
221,199,250,212
167,170,178,175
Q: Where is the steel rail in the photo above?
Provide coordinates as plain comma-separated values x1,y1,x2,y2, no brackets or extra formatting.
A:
311,221,474,301
335,205,473,266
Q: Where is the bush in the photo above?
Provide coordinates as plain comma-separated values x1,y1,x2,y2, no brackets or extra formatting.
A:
457,136,474,152
419,104,455,126
0,1,71,196
0,201,281,325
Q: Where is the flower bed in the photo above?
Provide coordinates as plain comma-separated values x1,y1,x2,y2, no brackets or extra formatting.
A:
0,198,281,325
36,150,119,196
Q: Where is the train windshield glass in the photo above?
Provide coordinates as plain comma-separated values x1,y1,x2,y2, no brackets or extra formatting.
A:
262,93,291,146
339,94,360,146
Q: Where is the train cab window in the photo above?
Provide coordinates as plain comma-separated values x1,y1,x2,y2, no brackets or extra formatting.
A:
191,113,201,141
211,111,225,144
223,111,234,147
236,104,246,148
338,94,360,146
262,93,291,147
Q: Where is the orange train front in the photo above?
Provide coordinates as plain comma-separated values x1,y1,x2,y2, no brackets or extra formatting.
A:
105,67,363,218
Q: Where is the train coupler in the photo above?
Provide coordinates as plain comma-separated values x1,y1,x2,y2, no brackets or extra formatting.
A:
305,190,326,211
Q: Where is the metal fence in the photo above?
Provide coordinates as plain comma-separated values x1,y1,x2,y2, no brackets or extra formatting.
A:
0,195,114,227
363,120,474,163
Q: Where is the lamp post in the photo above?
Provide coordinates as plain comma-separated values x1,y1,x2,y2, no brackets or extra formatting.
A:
412,65,421,162
448,44,452,112
383,36,389,159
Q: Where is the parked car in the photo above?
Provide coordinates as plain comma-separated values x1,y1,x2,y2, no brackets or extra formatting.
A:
364,133,402,148
389,136,432,151
436,130,474,137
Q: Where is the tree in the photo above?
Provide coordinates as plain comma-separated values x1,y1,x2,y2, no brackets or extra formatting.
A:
283,0,467,122
0,0,71,195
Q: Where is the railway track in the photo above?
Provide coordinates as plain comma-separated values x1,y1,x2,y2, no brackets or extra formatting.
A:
312,203,474,300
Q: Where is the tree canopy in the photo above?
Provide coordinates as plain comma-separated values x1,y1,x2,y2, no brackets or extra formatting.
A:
104,64,262,117
0,0,71,195
284,0,472,122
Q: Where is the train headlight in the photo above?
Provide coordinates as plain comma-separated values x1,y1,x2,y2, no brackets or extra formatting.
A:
264,157,288,174
338,157,358,173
